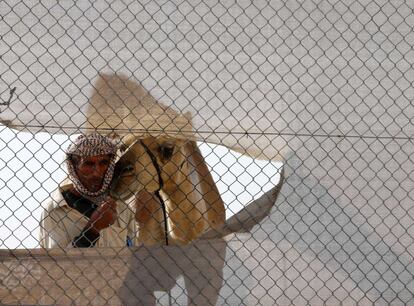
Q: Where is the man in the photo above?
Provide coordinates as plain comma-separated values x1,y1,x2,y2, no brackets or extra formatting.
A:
39,133,136,248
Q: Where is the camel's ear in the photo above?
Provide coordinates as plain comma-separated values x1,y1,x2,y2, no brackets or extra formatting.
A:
106,131,120,140
121,135,142,155
119,134,138,149
111,134,140,163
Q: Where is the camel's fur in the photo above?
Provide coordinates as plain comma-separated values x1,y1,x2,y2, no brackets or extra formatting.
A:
111,135,225,245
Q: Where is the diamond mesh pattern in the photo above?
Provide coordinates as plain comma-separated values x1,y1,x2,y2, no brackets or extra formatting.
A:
1,0,414,305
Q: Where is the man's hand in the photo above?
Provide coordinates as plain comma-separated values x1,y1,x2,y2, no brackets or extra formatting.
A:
87,197,118,234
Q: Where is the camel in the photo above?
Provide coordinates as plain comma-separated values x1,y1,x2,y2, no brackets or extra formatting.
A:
84,73,225,245
111,135,225,245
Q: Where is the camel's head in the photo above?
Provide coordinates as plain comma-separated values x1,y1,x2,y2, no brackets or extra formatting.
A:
110,135,188,200
140,136,188,191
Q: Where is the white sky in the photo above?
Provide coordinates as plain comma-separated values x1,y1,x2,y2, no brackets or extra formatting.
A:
0,126,282,249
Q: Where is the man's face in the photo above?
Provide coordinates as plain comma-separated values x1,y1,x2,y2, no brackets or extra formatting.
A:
74,154,112,192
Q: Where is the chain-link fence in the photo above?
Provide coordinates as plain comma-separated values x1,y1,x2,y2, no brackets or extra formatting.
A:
1,0,414,305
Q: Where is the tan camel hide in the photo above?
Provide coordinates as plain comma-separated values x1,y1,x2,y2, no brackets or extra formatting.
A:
111,135,225,245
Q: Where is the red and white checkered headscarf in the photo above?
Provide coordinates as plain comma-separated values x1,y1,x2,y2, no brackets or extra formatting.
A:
66,133,117,203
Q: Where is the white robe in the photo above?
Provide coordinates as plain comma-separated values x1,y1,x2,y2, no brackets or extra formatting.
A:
39,181,136,249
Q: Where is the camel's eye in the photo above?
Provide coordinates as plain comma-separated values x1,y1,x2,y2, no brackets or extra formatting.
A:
159,144,175,160
123,164,134,173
